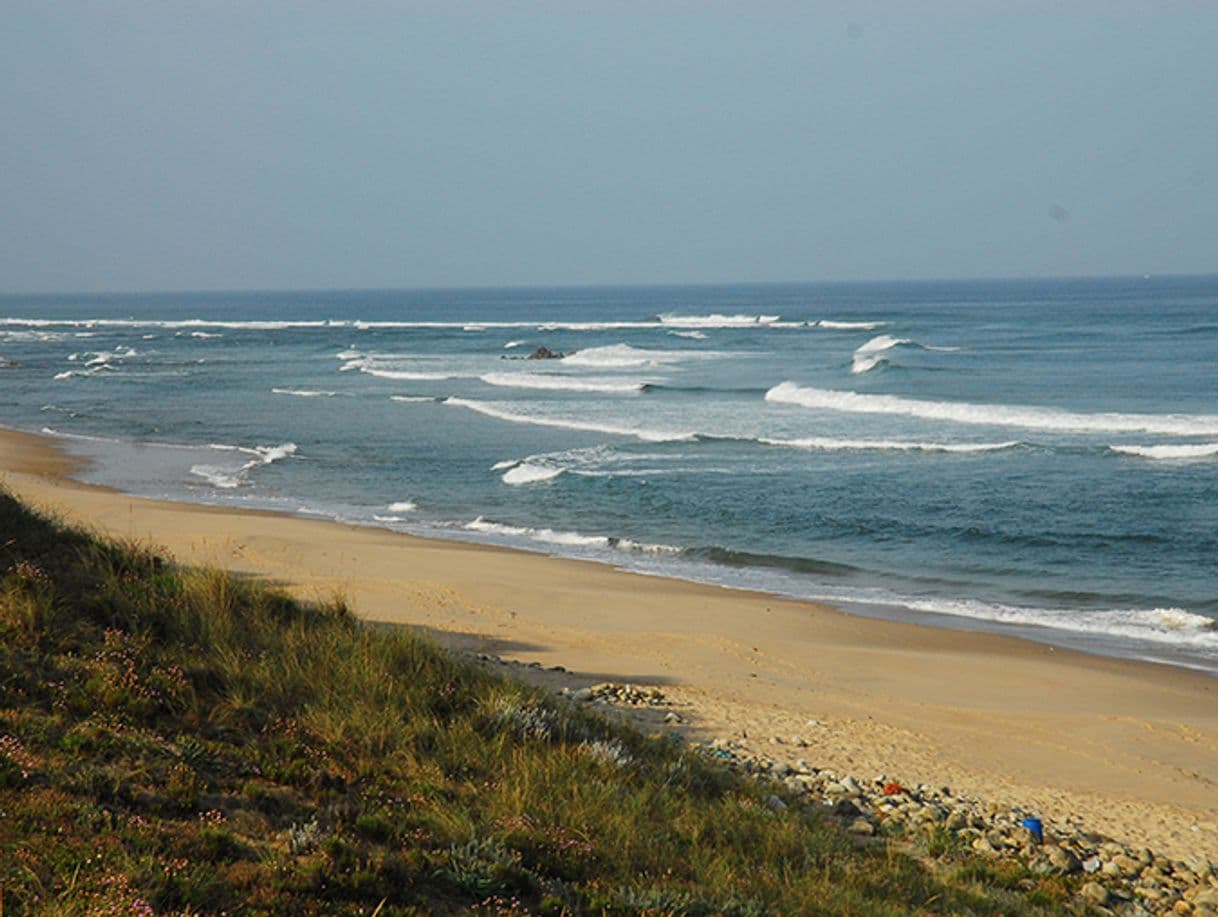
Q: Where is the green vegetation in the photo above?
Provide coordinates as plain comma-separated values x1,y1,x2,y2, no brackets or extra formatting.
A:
0,490,1069,914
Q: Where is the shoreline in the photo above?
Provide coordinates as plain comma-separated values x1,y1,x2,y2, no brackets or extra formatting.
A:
2,425,1217,862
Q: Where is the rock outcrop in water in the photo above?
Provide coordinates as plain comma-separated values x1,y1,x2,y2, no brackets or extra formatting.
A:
526,346,564,360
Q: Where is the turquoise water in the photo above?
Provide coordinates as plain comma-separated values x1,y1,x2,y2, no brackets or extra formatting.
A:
2,277,1217,671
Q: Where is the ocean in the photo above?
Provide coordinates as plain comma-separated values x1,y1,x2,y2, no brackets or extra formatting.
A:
2,277,1217,672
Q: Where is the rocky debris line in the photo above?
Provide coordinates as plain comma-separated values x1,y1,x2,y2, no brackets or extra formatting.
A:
561,682,669,707
706,737,1218,916
475,654,568,674
470,652,1218,913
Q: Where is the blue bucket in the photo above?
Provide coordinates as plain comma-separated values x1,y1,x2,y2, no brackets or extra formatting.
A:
1020,817,1043,842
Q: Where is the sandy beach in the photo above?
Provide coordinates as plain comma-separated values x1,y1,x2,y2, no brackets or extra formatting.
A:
2,425,1216,864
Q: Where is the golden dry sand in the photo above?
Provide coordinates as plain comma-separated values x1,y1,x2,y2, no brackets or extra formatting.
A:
3,427,1216,861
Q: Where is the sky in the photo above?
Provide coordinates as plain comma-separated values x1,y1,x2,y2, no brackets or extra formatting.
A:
2,2,1216,293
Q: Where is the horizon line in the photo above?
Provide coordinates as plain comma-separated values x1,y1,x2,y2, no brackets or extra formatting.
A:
2,270,1216,299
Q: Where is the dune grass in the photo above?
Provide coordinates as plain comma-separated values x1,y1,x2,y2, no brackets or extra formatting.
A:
0,490,1068,914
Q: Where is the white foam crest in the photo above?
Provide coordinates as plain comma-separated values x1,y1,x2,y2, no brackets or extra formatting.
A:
189,465,246,489
189,331,222,339
903,597,1218,650
851,353,887,374
1110,443,1218,460
0,329,71,342
463,517,683,554
854,334,909,355
561,343,716,369
0,315,823,334
614,538,684,554
504,340,527,349
54,364,117,381
389,395,439,403
758,436,1021,454
336,348,363,360
387,500,418,512
3,318,338,331
658,313,781,327
479,372,648,394
40,426,190,449
817,320,884,330
349,361,459,382
502,463,565,485
851,334,958,373
373,515,408,523
190,442,297,489
272,388,343,398
82,345,140,367
765,382,1218,436
444,397,694,442
465,516,608,547
490,459,519,471
668,330,708,340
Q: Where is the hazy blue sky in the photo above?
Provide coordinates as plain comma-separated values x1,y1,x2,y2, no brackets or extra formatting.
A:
3,2,1216,292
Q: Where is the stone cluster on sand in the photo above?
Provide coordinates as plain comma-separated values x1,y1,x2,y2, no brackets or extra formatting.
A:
478,654,1217,916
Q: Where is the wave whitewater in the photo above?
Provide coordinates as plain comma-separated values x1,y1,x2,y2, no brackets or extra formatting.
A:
1110,443,1218,460
758,436,1021,454
444,397,694,442
0,314,817,333
500,463,565,485
765,382,1218,436
341,357,460,382
561,343,719,369
479,372,649,395
899,597,1218,652
851,334,959,374
817,320,885,330
190,442,298,490
272,388,344,398
464,517,679,554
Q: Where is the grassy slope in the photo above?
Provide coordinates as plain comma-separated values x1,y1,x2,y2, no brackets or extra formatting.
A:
0,490,1069,915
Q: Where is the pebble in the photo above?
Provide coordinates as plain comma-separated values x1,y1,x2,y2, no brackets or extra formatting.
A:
1080,881,1110,906
690,728,1218,913
530,660,1216,915
849,818,875,836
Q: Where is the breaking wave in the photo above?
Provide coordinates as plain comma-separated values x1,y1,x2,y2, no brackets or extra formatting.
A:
657,313,781,327
479,372,649,394
765,382,1218,436
341,357,460,381
501,463,565,485
0,315,815,333
190,442,298,489
444,397,695,442
899,597,1218,652
464,517,679,554
1110,443,1218,460
562,343,718,369
817,320,885,331
758,436,1021,454
851,334,959,373
272,388,344,398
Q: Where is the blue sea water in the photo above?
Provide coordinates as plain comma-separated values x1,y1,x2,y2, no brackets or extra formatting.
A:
2,278,1217,671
